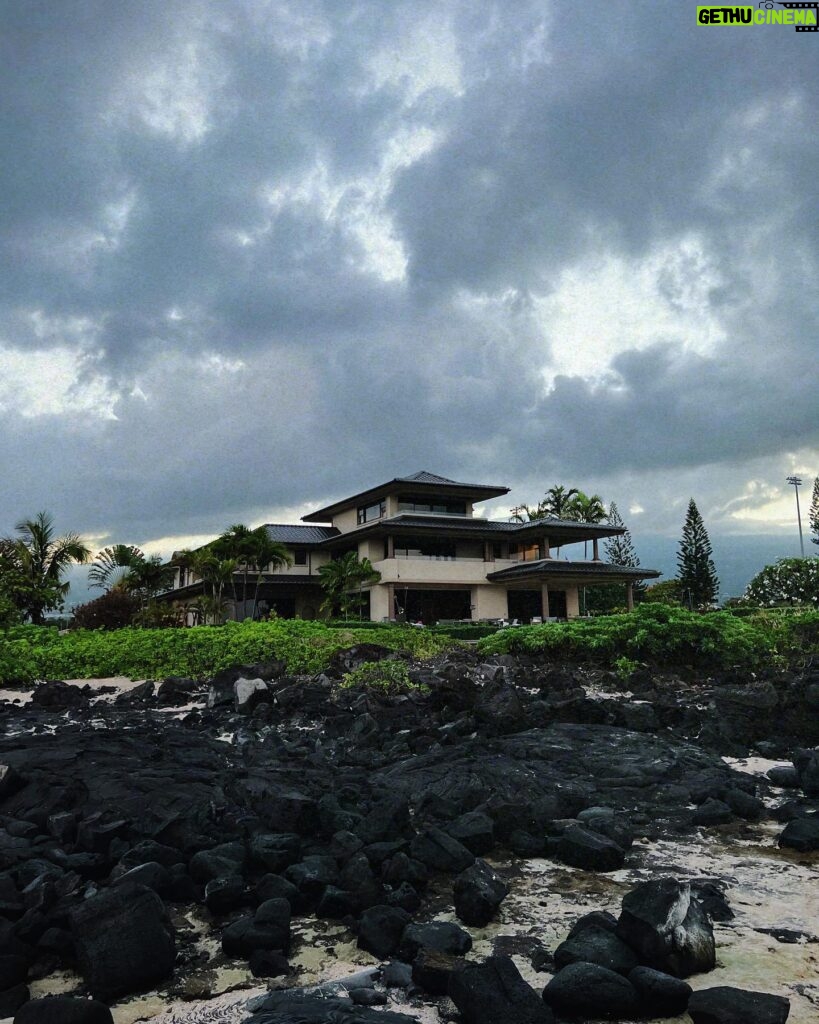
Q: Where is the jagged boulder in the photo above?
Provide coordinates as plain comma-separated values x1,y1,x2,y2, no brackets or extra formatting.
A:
69,884,175,999
449,956,554,1024
616,878,715,978
357,906,411,960
778,813,819,852
553,925,639,976
453,859,509,926
629,966,692,1016
543,962,641,1019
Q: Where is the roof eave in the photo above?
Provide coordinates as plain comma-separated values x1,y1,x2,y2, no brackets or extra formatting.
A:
302,477,510,522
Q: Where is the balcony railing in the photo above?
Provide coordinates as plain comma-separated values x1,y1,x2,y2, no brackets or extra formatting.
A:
394,554,483,561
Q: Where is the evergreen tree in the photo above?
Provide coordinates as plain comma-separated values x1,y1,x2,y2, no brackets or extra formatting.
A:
677,499,719,609
604,502,646,596
586,502,645,612
809,476,819,548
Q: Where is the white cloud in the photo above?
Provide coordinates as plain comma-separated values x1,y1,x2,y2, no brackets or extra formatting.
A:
0,345,118,420
535,234,726,388
107,38,225,144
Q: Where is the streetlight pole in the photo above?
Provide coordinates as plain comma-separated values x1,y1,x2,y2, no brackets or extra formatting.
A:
786,476,805,557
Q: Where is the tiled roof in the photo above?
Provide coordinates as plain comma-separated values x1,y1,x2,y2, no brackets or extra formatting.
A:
263,524,339,544
395,470,507,489
302,470,510,521
487,559,661,582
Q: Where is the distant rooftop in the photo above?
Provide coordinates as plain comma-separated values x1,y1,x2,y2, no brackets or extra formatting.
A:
263,524,339,544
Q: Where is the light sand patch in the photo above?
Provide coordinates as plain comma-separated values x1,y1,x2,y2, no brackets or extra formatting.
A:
0,676,147,705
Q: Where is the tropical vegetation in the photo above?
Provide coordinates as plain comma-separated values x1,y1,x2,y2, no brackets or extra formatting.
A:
585,501,646,613
743,557,819,607
477,602,818,672
0,512,90,624
338,659,428,695
0,619,455,685
318,552,381,618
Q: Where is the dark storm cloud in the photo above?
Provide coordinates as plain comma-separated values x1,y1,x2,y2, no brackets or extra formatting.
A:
0,0,817,556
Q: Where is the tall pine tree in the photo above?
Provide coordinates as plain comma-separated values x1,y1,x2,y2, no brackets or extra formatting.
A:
677,499,719,609
586,503,645,612
605,502,646,596
809,476,819,548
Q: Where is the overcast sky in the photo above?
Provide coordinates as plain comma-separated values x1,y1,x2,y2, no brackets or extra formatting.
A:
1,1,817,599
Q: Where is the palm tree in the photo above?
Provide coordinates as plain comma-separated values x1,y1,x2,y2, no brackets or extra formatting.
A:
123,555,175,610
513,486,581,523
247,527,292,619
1,512,90,624
88,544,145,591
213,524,256,613
567,491,607,558
541,485,581,520
318,552,381,619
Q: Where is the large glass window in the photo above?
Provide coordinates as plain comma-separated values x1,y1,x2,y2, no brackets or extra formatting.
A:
394,536,457,559
357,500,386,525
397,495,467,515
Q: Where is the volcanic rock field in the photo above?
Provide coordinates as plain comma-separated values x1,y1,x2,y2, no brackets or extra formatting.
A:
0,645,817,1023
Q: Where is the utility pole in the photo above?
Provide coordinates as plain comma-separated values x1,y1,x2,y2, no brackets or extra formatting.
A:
786,476,805,557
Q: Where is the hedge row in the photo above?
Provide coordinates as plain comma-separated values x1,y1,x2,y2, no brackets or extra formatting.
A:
0,620,456,685
476,603,819,671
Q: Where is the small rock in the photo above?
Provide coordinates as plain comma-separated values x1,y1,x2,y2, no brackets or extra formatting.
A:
778,814,819,852
357,905,411,960
453,859,509,927
552,825,625,872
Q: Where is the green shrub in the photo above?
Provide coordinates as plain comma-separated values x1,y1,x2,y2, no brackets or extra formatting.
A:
476,603,781,672
338,659,428,695
744,557,819,607
0,619,456,684
614,656,641,680
72,590,139,630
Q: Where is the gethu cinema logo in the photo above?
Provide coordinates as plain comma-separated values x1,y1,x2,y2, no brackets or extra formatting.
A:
697,3,818,30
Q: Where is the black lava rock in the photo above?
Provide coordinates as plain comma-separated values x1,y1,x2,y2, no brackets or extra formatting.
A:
543,961,641,1020
69,883,175,999
449,955,554,1024
453,858,509,927
688,985,791,1024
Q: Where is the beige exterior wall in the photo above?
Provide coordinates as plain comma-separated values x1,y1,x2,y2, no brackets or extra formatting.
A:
331,507,359,534
259,550,331,576
566,586,580,618
358,538,385,562
372,557,496,586
472,585,508,620
369,584,392,621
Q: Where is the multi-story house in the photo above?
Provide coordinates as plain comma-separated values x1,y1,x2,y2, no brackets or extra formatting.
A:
168,471,659,623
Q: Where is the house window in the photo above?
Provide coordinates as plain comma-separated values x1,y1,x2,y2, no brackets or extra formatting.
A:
397,496,467,515
293,550,307,566
357,500,386,525
394,536,457,559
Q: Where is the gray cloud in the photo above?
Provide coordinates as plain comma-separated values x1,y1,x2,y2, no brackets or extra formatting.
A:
0,0,817,599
